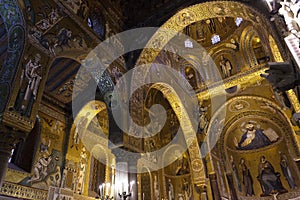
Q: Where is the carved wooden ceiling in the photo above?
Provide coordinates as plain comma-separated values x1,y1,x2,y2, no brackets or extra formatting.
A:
45,58,81,104
87,0,234,29
94,0,265,28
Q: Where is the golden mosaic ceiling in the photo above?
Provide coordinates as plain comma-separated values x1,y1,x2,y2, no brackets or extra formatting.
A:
186,17,249,48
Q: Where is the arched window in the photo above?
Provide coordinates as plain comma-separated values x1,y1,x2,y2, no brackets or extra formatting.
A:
88,7,106,39
252,36,269,64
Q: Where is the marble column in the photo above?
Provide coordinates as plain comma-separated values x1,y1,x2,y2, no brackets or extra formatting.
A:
128,155,140,200
209,172,221,200
201,186,208,200
0,153,10,188
0,125,24,187
112,150,129,199
112,150,140,200
114,161,128,198
226,173,238,200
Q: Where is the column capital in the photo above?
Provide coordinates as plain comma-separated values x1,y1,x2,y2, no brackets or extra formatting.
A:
194,183,207,194
208,172,221,200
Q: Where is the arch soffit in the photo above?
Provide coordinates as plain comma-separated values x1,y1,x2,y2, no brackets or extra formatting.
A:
71,100,107,133
149,82,206,185
240,25,261,66
70,100,111,161
133,1,281,110
136,1,274,68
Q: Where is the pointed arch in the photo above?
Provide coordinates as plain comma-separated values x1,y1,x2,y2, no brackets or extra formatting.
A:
134,1,279,88
269,35,284,62
69,100,109,157
240,26,262,67
148,82,206,186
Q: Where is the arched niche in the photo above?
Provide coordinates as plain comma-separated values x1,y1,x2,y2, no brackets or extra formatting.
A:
88,7,106,39
151,50,206,90
162,144,193,200
143,87,181,149
209,96,300,199
88,145,110,197
69,100,109,157
211,48,237,79
240,26,269,68
179,56,204,90
66,100,114,196
183,66,198,90
141,82,206,187
251,35,269,64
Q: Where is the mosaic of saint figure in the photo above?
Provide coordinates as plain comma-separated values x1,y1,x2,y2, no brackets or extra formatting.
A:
279,152,296,189
219,55,232,78
239,158,254,196
230,155,242,192
72,112,90,148
154,175,160,200
168,179,174,200
198,105,208,134
76,147,88,194
15,53,42,117
175,154,189,176
257,156,286,196
182,178,192,200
